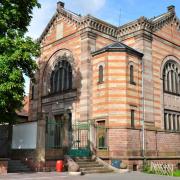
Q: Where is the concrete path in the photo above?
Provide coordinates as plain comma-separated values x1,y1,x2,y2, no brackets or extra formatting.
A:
0,172,179,180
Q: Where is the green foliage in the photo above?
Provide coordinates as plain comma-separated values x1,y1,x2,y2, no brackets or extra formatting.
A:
173,170,180,177
0,0,41,35
0,0,40,123
143,163,154,174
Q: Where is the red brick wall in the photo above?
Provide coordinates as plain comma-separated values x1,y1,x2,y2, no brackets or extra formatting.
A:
127,129,180,157
108,129,128,157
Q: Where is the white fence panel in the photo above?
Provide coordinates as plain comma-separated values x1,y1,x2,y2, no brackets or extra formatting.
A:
151,162,173,176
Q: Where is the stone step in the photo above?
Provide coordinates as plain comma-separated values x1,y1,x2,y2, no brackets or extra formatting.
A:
80,166,108,171
8,165,29,168
8,169,31,173
8,164,29,167
77,161,99,165
8,160,32,173
79,164,102,168
82,168,114,174
78,163,101,167
8,168,31,172
75,160,94,163
8,165,30,168
74,158,92,162
75,157,114,174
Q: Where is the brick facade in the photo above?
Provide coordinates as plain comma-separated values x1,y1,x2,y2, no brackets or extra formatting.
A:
27,2,180,170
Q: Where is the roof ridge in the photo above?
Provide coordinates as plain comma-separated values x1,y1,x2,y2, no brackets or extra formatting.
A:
38,4,179,44
92,41,143,57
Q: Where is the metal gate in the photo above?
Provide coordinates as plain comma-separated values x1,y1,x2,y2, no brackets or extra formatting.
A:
68,122,91,157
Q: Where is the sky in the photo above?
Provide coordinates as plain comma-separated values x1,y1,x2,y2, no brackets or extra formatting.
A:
25,0,180,94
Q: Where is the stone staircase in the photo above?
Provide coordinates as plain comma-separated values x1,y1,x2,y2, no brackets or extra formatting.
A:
74,157,114,174
8,160,32,173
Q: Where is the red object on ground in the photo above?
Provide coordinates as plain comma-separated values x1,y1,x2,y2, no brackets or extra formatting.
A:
56,160,63,172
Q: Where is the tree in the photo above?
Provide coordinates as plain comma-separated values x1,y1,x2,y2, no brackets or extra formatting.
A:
0,0,40,123
0,0,41,154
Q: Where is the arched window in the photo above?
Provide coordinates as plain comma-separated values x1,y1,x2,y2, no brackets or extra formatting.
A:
163,61,180,95
98,65,104,83
50,60,72,93
130,65,135,84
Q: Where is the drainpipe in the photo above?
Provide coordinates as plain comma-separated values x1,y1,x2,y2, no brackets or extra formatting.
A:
141,59,146,165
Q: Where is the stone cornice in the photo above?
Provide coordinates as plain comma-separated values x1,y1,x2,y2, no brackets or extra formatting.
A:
80,30,97,40
118,10,179,40
172,16,180,31
152,12,176,32
118,16,153,39
80,15,118,38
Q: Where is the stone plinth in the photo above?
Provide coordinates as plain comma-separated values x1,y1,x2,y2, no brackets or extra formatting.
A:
0,159,8,174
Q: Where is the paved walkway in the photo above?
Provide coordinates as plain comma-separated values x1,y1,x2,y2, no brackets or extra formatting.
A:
0,172,179,180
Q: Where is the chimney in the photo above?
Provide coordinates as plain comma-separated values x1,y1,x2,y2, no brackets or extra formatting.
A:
167,5,175,13
57,1,65,9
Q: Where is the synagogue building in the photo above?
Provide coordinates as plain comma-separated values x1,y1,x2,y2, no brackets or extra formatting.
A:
22,2,180,170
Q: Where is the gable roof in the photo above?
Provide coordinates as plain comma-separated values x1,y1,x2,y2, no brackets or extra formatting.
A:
118,6,180,38
92,42,143,57
39,8,81,43
39,2,180,44
39,3,117,43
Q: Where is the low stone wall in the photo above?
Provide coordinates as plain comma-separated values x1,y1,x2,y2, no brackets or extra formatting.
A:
0,125,8,158
0,159,8,174
11,149,36,160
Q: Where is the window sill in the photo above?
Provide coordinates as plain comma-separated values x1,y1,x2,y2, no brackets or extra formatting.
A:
164,129,180,133
130,81,136,85
42,88,77,98
97,81,104,85
164,91,180,97
98,147,108,150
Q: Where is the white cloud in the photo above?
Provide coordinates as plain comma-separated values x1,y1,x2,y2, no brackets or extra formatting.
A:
78,0,106,14
27,0,57,39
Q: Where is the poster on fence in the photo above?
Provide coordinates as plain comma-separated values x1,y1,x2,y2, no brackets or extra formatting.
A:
12,122,37,149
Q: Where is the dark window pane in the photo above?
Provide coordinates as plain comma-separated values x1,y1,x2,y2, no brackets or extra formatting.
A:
69,70,72,89
177,115,180,131
50,60,73,93
59,68,63,91
96,121,107,149
173,114,176,131
31,85,34,99
130,65,134,84
163,61,180,95
164,113,167,130
131,109,135,128
99,65,103,83
168,114,171,130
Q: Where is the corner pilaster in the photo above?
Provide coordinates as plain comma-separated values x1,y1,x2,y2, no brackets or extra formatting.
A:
80,30,97,122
